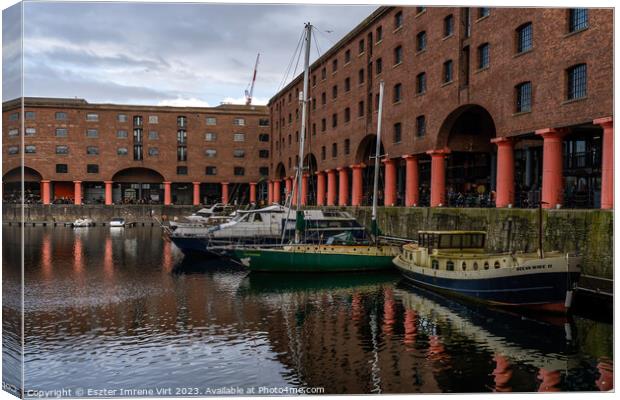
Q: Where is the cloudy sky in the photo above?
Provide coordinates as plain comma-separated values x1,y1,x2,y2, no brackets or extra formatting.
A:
2,1,377,106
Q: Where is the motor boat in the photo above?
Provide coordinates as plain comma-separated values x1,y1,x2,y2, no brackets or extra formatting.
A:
72,218,93,228
109,217,125,228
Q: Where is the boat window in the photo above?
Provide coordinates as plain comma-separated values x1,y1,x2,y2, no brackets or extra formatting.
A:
484,261,490,270
473,262,479,270
462,261,467,270
461,235,472,248
439,235,451,248
494,261,500,269
254,213,263,222
446,261,454,271
431,259,439,270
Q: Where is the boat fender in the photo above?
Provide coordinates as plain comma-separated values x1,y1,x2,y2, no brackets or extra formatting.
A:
564,323,573,341
564,290,574,309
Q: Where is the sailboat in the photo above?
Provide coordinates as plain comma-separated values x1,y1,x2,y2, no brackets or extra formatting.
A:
231,23,404,272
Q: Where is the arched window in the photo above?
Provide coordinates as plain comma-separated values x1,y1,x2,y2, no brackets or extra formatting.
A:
447,261,455,271
494,261,501,269
462,261,467,271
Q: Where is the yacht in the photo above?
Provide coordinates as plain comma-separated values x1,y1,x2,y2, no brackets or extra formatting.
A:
168,205,371,258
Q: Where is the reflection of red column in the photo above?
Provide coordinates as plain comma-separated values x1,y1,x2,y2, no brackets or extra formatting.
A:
427,149,450,207
162,239,173,273
301,175,308,206
594,117,613,209
163,181,171,205
492,354,513,392
273,180,281,203
492,138,515,207
73,181,82,205
351,164,364,206
103,236,113,280
41,232,52,279
596,359,613,391
267,181,273,204
338,167,349,206
383,158,397,206
73,236,83,274
427,335,447,363
403,155,419,206
403,309,417,348
221,182,229,204
536,128,566,209
104,180,113,205
192,182,200,205
249,182,257,204
382,288,395,336
326,169,337,206
41,180,51,205
316,171,326,206
537,369,561,392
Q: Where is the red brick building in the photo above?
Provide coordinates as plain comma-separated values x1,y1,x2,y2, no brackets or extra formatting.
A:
267,6,613,209
2,97,270,205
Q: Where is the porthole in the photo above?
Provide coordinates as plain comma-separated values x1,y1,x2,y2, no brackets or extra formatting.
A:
473,262,479,270
484,261,490,270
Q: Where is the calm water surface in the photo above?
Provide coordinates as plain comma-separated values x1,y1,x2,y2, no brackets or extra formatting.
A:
3,226,613,395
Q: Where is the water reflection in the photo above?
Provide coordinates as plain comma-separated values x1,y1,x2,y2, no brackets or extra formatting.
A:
2,226,613,395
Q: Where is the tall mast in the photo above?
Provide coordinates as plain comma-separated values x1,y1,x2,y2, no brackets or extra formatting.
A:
371,80,385,241
295,22,312,243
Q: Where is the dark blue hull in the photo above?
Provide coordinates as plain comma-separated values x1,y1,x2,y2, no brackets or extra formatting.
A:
398,268,580,312
169,236,282,257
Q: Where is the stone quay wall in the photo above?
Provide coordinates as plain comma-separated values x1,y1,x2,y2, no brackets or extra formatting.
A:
345,206,613,279
3,204,613,279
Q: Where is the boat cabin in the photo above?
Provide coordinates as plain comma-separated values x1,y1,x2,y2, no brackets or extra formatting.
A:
418,231,486,251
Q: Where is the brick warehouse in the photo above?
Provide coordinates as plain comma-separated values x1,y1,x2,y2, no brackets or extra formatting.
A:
2,6,614,209
267,6,613,209
2,97,271,205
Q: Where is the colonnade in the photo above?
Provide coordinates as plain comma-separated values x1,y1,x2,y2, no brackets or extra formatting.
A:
266,118,613,209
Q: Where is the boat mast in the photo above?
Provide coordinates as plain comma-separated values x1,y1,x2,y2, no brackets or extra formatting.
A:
295,22,312,243
371,80,385,241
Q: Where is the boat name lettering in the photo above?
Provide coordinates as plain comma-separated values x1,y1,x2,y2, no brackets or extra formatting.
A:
515,264,552,271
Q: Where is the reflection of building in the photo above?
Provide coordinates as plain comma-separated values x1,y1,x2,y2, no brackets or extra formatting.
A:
2,98,270,205
267,7,613,209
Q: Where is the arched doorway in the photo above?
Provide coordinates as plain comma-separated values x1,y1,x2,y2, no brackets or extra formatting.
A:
303,153,318,205
3,166,42,203
355,135,385,206
111,167,165,204
438,105,496,207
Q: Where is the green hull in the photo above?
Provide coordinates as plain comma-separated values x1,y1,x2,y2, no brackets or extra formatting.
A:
232,247,397,272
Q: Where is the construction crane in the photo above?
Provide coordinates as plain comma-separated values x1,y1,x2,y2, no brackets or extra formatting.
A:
244,53,260,105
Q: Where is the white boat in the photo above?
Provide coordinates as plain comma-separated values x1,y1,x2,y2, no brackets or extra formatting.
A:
109,217,125,227
168,203,236,229
167,205,370,257
72,218,93,228
392,230,581,313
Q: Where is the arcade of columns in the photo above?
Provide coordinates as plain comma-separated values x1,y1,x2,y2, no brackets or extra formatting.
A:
39,180,260,206
267,118,614,210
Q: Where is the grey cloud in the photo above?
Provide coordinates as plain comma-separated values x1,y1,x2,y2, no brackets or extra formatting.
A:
8,2,377,105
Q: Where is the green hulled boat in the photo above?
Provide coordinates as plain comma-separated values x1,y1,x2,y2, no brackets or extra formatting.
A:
230,24,404,273
233,244,400,272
